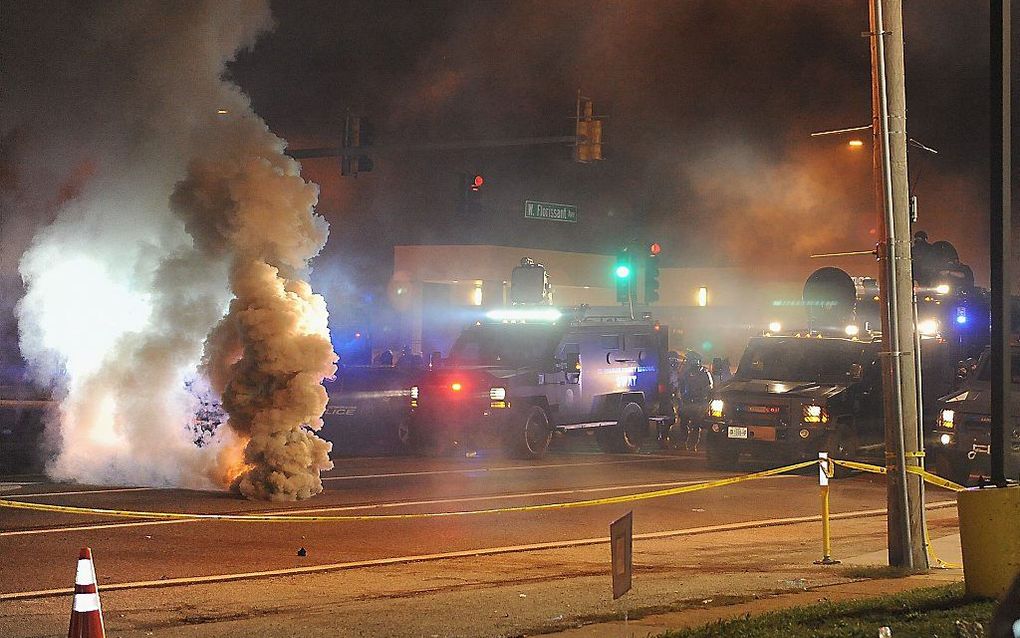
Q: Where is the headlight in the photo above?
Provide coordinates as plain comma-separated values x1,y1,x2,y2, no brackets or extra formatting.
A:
844,325,860,337
410,386,419,400
489,387,506,401
803,404,827,423
917,318,939,337
939,433,954,446
709,399,724,418
939,409,954,429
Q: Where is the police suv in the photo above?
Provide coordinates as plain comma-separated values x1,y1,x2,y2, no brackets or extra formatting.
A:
930,344,1020,484
704,330,956,470
407,308,675,458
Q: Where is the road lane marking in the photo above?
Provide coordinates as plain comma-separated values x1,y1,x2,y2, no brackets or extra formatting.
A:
3,486,170,499
0,476,795,536
0,501,957,601
1,460,818,523
321,456,680,481
0,456,685,499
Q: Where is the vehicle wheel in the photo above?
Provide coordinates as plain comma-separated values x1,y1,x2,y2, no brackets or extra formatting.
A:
408,420,447,457
595,402,647,454
933,450,971,486
505,405,553,459
390,418,413,454
706,439,740,470
824,427,860,478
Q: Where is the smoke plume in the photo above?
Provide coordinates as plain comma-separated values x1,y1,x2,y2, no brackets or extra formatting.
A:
5,1,336,499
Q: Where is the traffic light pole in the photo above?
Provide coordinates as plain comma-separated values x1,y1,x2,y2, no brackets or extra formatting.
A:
287,135,584,160
869,0,927,569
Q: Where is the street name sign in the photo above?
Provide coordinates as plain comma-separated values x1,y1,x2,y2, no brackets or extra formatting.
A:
524,200,577,223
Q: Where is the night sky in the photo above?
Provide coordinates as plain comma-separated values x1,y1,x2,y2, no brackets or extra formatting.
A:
226,1,997,298
0,1,1009,358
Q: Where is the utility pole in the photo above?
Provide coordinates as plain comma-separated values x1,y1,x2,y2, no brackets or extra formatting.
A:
990,0,1012,486
869,0,927,569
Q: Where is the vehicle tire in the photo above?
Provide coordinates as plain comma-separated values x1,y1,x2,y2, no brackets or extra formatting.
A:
933,450,971,487
408,419,447,457
706,440,740,470
824,428,859,479
505,405,553,459
390,418,413,455
595,402,647,454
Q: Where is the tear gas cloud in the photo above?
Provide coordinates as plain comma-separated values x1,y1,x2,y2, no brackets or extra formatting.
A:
4,1,337,499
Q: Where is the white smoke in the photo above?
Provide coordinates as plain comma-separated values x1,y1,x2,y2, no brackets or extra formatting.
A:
6,1,337,499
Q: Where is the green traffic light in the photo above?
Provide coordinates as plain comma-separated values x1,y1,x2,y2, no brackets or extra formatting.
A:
615,264,631,279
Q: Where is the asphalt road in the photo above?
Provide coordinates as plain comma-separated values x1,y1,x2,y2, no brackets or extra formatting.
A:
0,445,962,637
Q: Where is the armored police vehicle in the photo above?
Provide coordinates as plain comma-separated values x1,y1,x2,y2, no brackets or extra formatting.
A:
407,307,675,458
704,266,958,471
704,332,885,469
929,344,1020,484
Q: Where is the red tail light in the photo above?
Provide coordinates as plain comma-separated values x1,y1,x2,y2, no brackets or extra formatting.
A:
450,382,463,392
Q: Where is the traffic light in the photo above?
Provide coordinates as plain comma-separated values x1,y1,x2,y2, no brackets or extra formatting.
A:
341,113,373,177
573,94,603,163
459,172,485,213
614,248,633,303
645,243,661,304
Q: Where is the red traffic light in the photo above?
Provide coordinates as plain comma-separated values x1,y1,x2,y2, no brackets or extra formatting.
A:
649,242,662,256
470,174,484,191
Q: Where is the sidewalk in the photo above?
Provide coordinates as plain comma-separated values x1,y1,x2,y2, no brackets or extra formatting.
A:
540,535,963,638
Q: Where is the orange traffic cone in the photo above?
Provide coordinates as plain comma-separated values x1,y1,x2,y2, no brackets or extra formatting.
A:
68,547,105,638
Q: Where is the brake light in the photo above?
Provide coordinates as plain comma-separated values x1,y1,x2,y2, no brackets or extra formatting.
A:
450,382,463,392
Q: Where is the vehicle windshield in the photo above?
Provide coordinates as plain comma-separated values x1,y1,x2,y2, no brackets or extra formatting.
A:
447,323,565,367
734,338,877,384
975,348,1020,384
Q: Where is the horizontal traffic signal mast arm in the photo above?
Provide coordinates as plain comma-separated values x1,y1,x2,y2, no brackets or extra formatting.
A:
287,135,585,160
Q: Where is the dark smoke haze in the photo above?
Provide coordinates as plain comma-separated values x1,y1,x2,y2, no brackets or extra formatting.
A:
226,0,998,302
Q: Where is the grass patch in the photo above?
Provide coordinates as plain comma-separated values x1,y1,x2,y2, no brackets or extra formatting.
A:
838,565,922,580
658,584,994,638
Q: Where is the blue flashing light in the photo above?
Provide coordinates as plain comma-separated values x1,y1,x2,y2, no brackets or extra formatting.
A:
955,313,967,325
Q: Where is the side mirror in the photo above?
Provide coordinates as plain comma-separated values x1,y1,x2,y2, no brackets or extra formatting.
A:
849,363,863,381
429,351,442,368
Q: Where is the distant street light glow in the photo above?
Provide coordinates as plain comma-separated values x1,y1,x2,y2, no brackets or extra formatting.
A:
848,139,864,148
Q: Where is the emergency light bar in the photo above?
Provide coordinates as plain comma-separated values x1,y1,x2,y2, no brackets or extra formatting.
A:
485,308,563,322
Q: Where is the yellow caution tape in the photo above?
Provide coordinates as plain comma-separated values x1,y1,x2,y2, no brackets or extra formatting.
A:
0,460,817,523
830,459,965,492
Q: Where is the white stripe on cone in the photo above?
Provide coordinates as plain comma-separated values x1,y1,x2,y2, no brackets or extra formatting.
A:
75,559,96,586
72,593,101,612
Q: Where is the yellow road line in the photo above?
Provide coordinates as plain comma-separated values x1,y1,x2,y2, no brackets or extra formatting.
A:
0,461,816,522
1,476,795,537
321,456,678,481
0,500,957,601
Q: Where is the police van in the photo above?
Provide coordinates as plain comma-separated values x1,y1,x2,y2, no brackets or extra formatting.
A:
407,307,675,458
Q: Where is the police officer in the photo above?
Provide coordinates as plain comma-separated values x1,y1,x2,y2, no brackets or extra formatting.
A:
678,350,713,451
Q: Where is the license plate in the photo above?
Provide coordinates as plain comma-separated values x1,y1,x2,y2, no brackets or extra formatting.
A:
727,426,748,439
